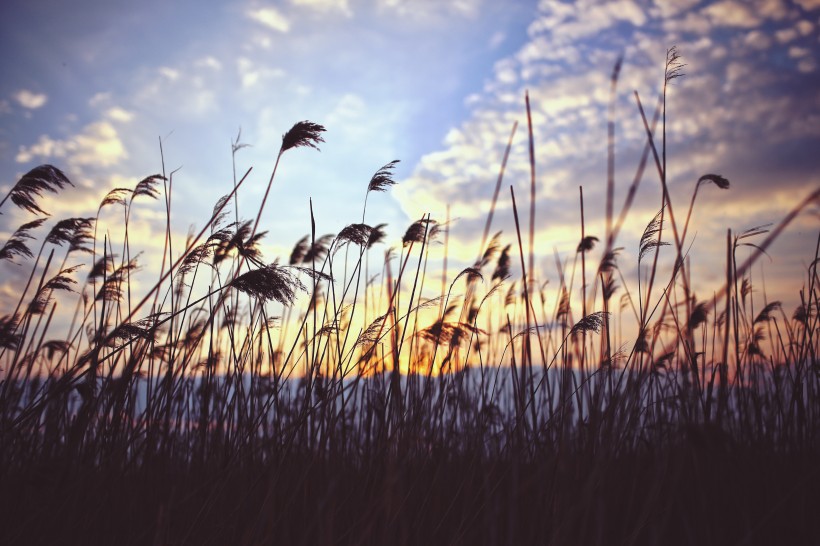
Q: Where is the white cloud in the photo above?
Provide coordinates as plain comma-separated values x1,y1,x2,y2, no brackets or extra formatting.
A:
775,27,799,43
130,61,221,119
652,0,700,17
291,0,352,16
723,60,752,90
70,121,127,167
15,135,59,163
321,92,405,155
797,58,817,72
744,30,772,49
247,7,291,32
15,121,127,167
758,0,791,20
13,90,48,110
376,0,482,20
703,1,761,27
776,19,815,43
663,11,713,33
390,0,818,319
795,0,820,10
797,19,815,35
529,0,574,34
711,45,728,59
104,107,133,123
489,31,506,49
527,1,647,45
237,57,286,89
516,38,582,68
612,0,648,26
238,58,260,88
195,56,222,70
326,93,367,124
789,46,811,58
494,59,518,85
158,67,180,81
88,92,111,107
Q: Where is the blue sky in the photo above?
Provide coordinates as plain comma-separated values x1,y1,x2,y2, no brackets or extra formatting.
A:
0,0,532,239
1,0,819,317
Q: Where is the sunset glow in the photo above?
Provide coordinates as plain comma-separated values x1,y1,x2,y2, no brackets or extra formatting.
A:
2,1,817,312
2,2,819,543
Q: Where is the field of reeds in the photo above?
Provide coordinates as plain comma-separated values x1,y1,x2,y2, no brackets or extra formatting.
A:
2,49,819,545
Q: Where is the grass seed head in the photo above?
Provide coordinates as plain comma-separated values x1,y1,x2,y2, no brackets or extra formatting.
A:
367,160,400,193
697,173,730,190
229,264,306,305
6,164,73,216
132,174,166,200
570,311,609,336
0,219,46,262
281,121,326,153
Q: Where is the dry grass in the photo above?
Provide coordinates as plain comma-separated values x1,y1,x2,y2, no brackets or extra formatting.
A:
1,51,819,545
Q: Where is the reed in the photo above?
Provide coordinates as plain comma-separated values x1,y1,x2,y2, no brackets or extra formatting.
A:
1,49,819,545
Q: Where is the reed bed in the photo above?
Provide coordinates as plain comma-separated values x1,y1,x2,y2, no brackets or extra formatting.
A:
1,49,819,545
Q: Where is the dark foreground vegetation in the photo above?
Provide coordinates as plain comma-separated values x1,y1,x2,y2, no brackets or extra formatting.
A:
2,49,819,545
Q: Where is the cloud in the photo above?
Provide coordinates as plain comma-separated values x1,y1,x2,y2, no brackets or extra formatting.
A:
88,92,112,108
662,10,713,33
796,19,815,35
247,7,291,32
13,90,48,110
756,0,792,21
376,0,483,20
652,0,700,17
129,61,221,120
786,45,819,73
493,59,518,85
291,0,352,17
744,30,772,49
237,57,286,89
526,0,647,45
789,46,811,58
326,93,367,124
774,28,798,43
773,19,815,44
611,0,649,26
703,1,761,27
195,56,223,71
158,67,180,81
795,0,820,10
797,58,818,73
15,121,127,167
106,107,134,123
392,0,820,316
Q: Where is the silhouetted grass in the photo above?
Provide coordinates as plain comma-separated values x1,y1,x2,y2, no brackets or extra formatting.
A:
1,51,819,545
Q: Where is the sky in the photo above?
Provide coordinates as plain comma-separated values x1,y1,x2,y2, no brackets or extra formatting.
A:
1,0,819,324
